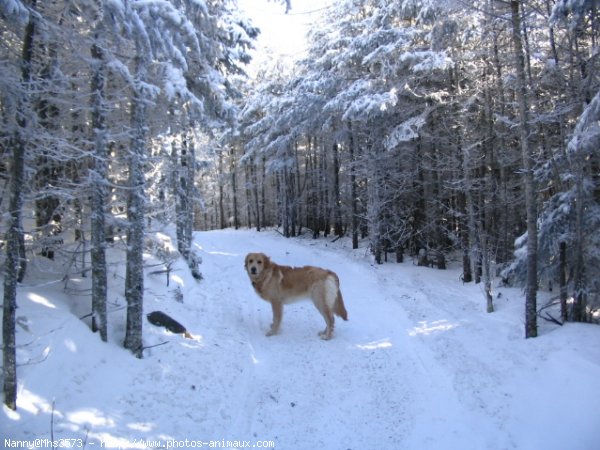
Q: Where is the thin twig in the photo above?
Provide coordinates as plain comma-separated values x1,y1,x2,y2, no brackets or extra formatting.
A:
142,341,170,351
51,399,56,444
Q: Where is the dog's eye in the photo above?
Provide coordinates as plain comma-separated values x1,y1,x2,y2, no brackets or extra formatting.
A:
249,259,253,263
257,261,262,264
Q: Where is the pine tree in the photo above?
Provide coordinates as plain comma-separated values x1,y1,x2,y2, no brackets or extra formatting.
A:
89,11,109,342
2,0,35,411
510,0,538,338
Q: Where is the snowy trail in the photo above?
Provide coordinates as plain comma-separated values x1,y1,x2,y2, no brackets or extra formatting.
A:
194,230,423,449
190,230,599,450
191,230,513,449
3,229,600,450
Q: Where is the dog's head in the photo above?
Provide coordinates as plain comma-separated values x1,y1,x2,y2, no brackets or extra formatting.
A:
245,252,270,279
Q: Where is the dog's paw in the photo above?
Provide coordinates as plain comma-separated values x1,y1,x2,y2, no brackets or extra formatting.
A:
318,330,332,340
266,329,277,337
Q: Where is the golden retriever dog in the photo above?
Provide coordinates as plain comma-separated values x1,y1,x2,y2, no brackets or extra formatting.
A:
245,252,348,340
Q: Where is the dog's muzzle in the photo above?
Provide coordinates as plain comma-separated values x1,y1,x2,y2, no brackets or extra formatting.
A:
250,267,257,275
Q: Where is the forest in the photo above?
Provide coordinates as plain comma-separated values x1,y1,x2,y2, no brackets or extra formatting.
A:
1,0,599,411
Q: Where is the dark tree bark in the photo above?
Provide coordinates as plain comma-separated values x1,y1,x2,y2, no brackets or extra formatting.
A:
511,0,538,338
90,32,108,342
3,0,38,410
3,132,25,411
348,122,359,249
218,150,226,229
559,241,568,322
230,146,239,229
124,52,147,358
332,142,343,237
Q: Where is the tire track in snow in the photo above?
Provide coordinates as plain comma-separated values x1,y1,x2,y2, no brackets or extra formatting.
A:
388,266,522,449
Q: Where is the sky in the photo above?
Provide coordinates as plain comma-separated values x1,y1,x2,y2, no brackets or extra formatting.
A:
237,0,334,70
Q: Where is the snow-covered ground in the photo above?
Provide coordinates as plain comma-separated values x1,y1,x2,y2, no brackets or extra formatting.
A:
2,228,600,449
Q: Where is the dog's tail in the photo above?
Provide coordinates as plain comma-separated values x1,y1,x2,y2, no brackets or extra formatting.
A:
326,272,348,321
334,290,348,321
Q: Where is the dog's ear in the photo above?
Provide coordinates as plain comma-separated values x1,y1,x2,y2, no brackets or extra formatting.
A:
261,253,271,268
244,253,250,268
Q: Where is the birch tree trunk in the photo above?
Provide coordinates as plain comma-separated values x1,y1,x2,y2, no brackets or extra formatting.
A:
510,0,538,338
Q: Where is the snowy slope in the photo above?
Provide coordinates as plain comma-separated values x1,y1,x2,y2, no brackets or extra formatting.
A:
2,228,600,449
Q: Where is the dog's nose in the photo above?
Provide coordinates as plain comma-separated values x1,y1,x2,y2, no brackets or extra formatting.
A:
251,267,257,275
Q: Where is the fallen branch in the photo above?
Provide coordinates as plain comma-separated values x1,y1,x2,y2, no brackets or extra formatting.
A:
540,311,563,326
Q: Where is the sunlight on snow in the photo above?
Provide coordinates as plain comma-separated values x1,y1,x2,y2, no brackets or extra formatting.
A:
246,341,260,364
27,292,56,309
16,388,54,416
409,320,459,337
67,408,116,428
356,338,393,350
155,232,176,252
180,335,205,348
3,404,20,421
207,250,238,257
127,421,154,432
170,273,184,286
63,339,77,353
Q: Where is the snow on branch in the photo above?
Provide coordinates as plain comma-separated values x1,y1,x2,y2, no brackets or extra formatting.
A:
384,111,429,149
162,64,188,100
0,0,28,24
400,50,454,73
567,89,600,155
340,81,399,121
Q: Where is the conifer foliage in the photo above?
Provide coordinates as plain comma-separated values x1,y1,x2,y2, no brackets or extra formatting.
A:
222,0,599,330
1,0,257,407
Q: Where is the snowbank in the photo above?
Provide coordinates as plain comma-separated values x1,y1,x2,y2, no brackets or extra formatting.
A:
2,229,599,449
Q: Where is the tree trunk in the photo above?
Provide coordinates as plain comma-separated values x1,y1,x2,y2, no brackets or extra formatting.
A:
570,151,586,322
459,193,473,283
230,146,239,229
183,131,194,251
489,0,512,265
218,150,226,229
332,142,343,237
33,25,62,261
559,241,568,322
124,53,147,358
348,122,359,249
172,128,195,260
3,133,25,411
482,235,494,313
3,1,38,409
90,34,108,342
511,0,538,338
251,161,261,231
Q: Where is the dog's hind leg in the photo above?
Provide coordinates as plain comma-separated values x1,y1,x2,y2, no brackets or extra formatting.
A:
266,301,283,336
318,309,334,340
314,286,335,340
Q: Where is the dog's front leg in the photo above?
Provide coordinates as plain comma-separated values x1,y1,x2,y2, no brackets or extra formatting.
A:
266,301,283,336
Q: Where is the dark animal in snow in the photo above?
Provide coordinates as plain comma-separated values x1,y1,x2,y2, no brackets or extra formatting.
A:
146,311,193,339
